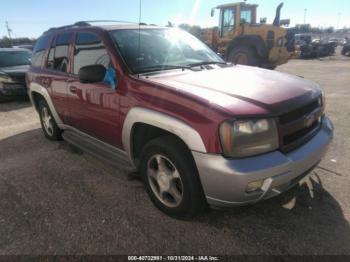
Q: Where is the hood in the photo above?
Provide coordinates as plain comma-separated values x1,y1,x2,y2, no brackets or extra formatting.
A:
144,65,321,116
0,65,29,74
0,65,29,84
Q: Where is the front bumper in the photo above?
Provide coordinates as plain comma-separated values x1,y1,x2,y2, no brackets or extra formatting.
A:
193,116,334,208
0,83,27,98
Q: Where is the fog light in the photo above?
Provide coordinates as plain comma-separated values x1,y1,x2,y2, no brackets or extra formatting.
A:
246,180,264,193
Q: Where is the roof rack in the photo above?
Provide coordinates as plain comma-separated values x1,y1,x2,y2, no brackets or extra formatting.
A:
45,20,139,33
75,20,138,25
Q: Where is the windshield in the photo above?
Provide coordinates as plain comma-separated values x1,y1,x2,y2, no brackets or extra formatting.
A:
110,28,224,74
0,50,31,67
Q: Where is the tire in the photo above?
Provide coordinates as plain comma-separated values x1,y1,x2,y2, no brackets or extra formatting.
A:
263,65,277,70
341,48,346,56
38,99,62,141
139,136,206,219
342,47,350,56
227,46,260,67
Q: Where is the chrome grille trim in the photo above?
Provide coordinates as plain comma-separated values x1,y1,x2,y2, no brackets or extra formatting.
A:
278,98,324,153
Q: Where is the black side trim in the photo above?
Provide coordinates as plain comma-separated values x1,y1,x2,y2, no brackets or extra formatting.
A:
62,129,135,172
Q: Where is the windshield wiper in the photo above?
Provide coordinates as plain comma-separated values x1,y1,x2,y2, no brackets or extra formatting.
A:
136,62,227,74
187,61,227,68
137,65,190,74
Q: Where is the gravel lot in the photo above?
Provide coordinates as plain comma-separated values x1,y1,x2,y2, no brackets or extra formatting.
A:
0,53,349,255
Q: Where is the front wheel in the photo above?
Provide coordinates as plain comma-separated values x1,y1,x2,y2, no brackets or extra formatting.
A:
140,136,206,219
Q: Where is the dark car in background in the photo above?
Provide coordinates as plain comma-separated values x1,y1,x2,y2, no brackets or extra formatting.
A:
342,37,350,57
13,45,34,51
295,34,337,59
0,48,31,102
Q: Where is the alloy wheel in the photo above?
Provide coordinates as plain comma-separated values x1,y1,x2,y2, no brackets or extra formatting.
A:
147,154,184,208
41,106,54,136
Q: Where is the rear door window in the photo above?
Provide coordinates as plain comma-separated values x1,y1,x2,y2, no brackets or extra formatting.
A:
73,32,110,75
46,32,72,73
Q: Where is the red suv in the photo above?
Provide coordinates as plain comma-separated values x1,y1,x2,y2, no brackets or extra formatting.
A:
27,22,333,219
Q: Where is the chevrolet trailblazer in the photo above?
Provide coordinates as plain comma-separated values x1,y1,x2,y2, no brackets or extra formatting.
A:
27,22,333,219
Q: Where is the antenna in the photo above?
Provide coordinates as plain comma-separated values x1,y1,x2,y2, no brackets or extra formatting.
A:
137,0,142,78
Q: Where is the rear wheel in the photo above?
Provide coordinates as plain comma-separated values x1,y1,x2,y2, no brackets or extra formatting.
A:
140,136,206,219
228,46,260,66
38,99,62,141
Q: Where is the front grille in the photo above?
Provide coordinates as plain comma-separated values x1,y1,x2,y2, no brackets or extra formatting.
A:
279,98,323,153
279,99,319,124
2,83,27,95
10,74,26,84
283,120,320,146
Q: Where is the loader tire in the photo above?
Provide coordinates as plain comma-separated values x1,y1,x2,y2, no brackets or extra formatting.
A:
228,46,260,67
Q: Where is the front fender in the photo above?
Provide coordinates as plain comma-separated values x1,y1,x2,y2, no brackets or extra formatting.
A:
121,107,207,162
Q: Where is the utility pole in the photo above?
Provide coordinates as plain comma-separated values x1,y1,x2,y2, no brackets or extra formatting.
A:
303,9,308,24
6,21,12,39
337,12,342,29
5,21,13,47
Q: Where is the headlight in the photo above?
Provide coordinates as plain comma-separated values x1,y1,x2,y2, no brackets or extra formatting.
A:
219,118,279,158
0,72,13,83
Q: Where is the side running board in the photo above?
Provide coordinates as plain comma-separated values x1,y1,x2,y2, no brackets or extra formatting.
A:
62,130,136,172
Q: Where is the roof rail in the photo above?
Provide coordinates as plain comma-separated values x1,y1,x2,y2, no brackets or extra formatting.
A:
45,20,139,34
74,20,138,25
45,23,86,34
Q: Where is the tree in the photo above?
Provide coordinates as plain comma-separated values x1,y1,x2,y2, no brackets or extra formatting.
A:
0,37,36,48
324,27,335,34
295,24,311,33
0,37,12,48
178,24,202,38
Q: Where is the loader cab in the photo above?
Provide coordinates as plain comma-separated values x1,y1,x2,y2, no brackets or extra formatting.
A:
212,2,257,38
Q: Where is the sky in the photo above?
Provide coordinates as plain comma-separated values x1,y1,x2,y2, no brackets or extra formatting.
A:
0,0,349,38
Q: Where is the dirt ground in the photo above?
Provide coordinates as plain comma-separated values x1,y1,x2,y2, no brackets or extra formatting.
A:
0,52,349,255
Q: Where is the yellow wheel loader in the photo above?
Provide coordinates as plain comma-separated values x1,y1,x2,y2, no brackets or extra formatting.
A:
200,2,296,69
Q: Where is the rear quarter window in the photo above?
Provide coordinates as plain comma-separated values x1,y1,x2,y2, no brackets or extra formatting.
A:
32,35,51,68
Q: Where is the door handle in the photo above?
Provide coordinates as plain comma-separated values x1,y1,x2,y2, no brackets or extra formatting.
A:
69,86,77,94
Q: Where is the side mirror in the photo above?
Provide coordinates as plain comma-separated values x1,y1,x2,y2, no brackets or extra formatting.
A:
78,65,106,84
